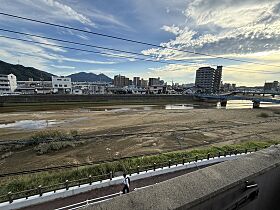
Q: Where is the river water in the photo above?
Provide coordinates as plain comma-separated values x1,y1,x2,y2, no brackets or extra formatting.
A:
88,100,280,112
1,100,279,130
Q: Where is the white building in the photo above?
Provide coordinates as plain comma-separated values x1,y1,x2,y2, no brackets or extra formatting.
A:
52,76,72,94
148,85,166,94
17,80,52,95
72,82,106,95
0,74,17,95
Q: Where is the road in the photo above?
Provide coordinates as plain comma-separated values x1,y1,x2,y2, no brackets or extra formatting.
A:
20,166,204,210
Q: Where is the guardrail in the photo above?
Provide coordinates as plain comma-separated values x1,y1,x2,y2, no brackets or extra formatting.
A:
55,183,156,210
0,148,261,205
55,192,121,210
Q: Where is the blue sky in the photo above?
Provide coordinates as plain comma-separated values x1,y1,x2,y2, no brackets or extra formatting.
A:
0,0,280,85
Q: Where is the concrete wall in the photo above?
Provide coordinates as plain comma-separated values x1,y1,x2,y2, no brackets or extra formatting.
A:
0,154,242,210
85,145,280,210
0,94,194,105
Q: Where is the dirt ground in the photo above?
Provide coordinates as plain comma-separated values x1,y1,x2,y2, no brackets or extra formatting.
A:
0,104,280,173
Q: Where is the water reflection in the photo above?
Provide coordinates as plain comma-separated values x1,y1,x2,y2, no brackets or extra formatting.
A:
88,100,280,112
165,104,194,110
0,120,57,129
218,100,280,109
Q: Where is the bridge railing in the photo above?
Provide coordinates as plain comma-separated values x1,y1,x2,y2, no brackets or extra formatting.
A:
0,147,262,204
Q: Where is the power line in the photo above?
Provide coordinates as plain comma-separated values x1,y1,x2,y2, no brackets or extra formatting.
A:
0,34,190,66
1,12,280,68
0,34,279,75
0,28,150,61
0,28,196,65
7,28,272,74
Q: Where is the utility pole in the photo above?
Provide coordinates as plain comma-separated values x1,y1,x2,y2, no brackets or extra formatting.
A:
40,72,44,95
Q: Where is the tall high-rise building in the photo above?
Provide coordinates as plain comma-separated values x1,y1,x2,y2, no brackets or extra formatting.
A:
264,81,279,91
113,75,130,87
140,78,148,88
148,77,165,86
133,77,140,87
195,66,223,93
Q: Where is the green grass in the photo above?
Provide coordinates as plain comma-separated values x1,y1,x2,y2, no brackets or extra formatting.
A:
0,140,278,201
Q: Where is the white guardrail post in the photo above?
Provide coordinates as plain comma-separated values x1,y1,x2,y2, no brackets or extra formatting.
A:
0,150,256,210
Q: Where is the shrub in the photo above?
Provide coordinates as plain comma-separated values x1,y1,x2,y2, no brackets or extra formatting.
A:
34,141,77,155
29,130,79,145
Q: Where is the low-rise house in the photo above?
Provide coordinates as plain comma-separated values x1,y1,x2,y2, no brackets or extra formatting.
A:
52,76,72,94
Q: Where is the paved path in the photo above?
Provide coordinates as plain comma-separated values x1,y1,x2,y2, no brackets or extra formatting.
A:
20,166,202,210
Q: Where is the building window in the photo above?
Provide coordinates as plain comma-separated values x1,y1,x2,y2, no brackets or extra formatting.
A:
64,85,67,87
55,84,58,87
59,84,62,87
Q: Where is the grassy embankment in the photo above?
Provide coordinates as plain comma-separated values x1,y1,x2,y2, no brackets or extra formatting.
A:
0,140,278,201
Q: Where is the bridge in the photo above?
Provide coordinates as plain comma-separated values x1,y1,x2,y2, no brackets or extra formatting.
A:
233,90,280,97
194,94,280,108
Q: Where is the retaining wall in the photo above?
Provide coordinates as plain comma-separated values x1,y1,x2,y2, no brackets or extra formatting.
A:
0,154,242,210
0,94,194,105
85,145,280,210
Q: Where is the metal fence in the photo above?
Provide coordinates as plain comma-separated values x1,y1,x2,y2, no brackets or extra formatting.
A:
0,148,259,204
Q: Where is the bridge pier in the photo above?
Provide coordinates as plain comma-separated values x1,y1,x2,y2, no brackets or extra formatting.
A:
253,101,260,109
220,99,227,107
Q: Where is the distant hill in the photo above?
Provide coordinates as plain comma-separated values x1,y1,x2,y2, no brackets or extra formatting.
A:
68,72,112,82
0,60,113,82
0,60,54,81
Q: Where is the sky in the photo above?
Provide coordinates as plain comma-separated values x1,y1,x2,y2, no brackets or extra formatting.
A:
0,0,280,86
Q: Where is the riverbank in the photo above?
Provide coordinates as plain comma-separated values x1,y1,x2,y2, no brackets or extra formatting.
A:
1,104,280,173
0,140,277,202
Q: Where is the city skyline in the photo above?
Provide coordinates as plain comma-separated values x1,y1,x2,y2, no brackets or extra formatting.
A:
0,0,280,86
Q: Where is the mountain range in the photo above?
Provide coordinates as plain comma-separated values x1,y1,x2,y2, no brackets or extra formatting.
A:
0,60,54,81
0,60,112,82
68,72,112,83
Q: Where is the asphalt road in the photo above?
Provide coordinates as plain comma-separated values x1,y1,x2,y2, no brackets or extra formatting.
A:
20,166,202,210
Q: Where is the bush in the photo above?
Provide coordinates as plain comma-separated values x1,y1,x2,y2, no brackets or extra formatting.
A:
29,130,79,145
34,141,81,155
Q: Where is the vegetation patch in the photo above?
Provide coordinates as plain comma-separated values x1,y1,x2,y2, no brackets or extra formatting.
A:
34,141,82,155
0,140,278,201
29,130,79,144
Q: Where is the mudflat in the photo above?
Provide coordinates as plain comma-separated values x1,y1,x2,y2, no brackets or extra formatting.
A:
0,105,280,172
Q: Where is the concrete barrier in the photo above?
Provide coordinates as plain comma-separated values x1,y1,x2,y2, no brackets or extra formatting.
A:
0,154,244,210
83,146,280,210
0,94,194,105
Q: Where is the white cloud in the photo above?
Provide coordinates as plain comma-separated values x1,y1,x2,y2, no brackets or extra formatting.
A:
31,36,67,52
59,57,116,65
51,65,75,69
41,0,95,27
145,64,198,83
161,25,180,35
143,0,280,66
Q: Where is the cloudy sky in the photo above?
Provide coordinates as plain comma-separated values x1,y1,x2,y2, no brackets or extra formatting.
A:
0,0,280,86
